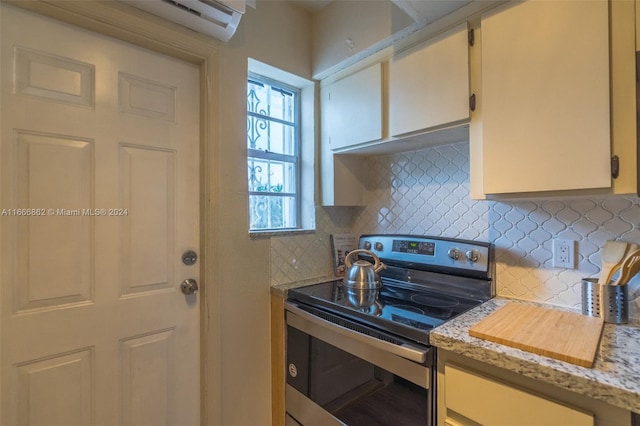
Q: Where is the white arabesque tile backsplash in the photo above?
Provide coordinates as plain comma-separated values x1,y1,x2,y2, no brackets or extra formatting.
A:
271,141,640,320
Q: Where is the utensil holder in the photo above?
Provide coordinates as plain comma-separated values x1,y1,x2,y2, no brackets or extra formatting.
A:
581,278,628,324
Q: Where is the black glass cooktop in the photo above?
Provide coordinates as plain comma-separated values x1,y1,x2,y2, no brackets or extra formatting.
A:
288,280,484,345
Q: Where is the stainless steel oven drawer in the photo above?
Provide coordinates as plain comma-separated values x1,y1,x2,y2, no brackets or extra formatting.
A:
285,302,434,426
286,302,431,387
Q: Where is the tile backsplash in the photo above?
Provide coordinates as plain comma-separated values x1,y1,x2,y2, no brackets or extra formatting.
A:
271,141,640,320
270,206,355,285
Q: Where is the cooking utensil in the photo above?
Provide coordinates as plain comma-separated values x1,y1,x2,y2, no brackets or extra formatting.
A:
613,248,640,285
607,242,638,283
343,249,386,289
597,240,629,285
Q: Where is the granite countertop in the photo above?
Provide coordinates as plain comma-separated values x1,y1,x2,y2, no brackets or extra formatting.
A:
270,275,337,297
430,298,640,414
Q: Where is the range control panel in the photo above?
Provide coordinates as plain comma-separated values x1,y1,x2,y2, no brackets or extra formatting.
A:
359,234,492,276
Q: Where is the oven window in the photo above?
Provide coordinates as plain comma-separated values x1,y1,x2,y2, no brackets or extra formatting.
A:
287,325,429,425
332,374,427,424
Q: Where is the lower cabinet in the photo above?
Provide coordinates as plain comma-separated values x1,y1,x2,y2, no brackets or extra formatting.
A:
437,350,632,426
444,364,593,426
271,294,287,426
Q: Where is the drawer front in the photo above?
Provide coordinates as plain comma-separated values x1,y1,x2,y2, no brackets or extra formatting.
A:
444,364,593,426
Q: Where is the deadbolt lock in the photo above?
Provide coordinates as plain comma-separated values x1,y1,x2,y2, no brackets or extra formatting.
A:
182,250,198,266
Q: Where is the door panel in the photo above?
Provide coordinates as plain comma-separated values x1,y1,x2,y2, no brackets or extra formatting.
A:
1,4,200,425
119,73,176,121
13,45,95,107
15,131,94,312
14,348,93,426
120,329,176,425
120,145,176,295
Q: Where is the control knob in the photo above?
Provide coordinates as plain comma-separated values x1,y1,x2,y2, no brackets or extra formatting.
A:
374,242,383,251
447,248,461,260
363,241,372,250
466,250,480,263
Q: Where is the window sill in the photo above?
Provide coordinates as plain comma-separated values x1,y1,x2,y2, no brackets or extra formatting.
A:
249,228,316,239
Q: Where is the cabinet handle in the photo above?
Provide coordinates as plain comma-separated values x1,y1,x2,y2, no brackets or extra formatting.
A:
611,155,619,179
469,94,476,112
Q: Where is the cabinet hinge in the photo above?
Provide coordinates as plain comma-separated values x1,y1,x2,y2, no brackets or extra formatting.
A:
611,155,619,179
469,93,476,112
468,29,475,47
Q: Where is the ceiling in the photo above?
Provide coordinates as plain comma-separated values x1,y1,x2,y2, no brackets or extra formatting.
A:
288,0,333,12
288,0,473,24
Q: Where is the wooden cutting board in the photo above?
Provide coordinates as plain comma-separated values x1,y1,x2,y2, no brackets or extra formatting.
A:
469,303,604,367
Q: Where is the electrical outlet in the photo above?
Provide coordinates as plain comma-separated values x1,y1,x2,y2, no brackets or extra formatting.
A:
553,239,575,268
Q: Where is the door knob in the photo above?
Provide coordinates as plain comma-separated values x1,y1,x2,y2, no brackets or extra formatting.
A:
180,279,198,295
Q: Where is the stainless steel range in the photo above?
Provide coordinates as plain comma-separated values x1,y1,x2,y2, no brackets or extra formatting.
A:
285,234,494,426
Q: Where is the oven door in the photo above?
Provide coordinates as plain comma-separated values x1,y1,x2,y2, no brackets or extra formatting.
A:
285,302,435,426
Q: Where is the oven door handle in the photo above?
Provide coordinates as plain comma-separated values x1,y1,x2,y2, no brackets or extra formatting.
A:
285,302,428,364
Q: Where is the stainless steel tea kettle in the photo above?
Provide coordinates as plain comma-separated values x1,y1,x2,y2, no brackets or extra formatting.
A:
343,249,386,289
345,286,383,315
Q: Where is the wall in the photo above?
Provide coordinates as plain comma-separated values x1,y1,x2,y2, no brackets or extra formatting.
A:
271,208,354,285
217,2,311,424
311,0,413,78
272,141,640,321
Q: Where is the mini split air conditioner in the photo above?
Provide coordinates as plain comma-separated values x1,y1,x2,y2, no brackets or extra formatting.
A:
122,0,245,42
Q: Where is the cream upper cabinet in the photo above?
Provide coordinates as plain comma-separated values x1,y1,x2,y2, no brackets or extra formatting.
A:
320,80,366,206
608,0,637,196
476,0,611,195
323,62,383,151
389,23,470,138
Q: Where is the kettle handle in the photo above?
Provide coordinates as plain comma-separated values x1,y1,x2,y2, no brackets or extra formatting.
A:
344,249,386,272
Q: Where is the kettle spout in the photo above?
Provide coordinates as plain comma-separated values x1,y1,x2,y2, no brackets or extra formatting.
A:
375,262,386,273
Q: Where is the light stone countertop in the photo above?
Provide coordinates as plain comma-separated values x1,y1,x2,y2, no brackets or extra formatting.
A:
270,275,337,297
430,298,640,414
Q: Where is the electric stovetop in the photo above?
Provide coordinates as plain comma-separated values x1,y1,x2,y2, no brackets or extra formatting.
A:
287,234,494,345
288,279,486,345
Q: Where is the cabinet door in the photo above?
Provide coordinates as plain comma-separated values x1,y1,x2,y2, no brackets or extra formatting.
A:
320,84,366,206
637,0,640,48
389,22,470,137
444,364,594,426
325,63,383,151
480,0,610,194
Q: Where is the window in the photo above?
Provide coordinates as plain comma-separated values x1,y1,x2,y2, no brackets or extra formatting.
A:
247,74,300,231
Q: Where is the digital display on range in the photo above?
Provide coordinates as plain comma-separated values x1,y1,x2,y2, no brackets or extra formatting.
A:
392,240,435,256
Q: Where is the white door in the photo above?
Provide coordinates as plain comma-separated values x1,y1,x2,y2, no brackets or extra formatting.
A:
0,4,201,425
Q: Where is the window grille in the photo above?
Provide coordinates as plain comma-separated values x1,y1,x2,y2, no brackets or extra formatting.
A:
247,74,300,231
